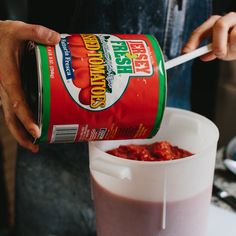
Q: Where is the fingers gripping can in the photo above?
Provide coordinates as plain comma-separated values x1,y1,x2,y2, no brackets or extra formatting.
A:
24,34,167,143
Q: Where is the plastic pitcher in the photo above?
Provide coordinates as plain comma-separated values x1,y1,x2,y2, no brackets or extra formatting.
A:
89,107,219,236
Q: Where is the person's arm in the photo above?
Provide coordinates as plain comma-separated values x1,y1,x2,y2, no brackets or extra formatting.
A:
183,12,236,61
0,20,60,152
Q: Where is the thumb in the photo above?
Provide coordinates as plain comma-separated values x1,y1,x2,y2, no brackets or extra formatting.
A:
15,21,61,45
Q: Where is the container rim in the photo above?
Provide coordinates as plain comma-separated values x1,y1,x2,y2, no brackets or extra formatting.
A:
89,107,219,166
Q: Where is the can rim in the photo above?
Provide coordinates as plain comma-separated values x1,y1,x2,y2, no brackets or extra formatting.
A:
146,35,167,138
35,45,43,142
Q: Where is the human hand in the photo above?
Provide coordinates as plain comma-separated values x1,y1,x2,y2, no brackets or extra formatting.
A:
183,12,236,61
0,20,60,152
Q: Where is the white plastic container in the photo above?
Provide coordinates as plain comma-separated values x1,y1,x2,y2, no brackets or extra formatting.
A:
89,107,219,236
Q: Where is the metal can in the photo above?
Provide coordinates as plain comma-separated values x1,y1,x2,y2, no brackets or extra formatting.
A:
22,34,167,143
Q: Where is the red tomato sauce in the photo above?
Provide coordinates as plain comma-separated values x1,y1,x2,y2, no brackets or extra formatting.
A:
106,141,193,161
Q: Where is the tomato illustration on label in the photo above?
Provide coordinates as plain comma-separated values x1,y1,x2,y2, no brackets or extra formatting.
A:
67,34,84,47
69,45,90,58
56,34,155,111
71,56,88,70
79,86,91,105
73,68,90,88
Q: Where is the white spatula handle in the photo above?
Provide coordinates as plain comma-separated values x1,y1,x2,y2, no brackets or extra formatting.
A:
165,43,212,70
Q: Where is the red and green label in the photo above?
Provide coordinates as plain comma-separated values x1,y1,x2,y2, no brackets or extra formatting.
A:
36,34,166,143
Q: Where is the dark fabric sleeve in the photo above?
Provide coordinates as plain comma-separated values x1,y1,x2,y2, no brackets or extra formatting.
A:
0,0,28,21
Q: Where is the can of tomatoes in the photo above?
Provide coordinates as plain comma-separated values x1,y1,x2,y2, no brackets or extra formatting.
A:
22,34,167,143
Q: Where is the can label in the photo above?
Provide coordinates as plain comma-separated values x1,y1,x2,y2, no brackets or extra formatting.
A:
36,34,166,143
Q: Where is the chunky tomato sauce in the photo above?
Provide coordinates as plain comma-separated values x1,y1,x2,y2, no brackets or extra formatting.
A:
106,141,193,161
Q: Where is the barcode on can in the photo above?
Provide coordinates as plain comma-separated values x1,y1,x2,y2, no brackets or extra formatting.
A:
50,124,79,143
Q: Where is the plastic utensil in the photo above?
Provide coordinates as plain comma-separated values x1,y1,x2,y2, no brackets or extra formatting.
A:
165,43,212,70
